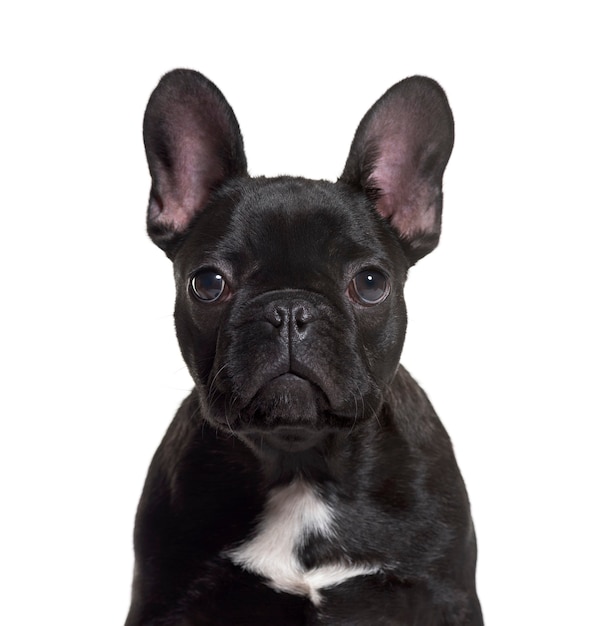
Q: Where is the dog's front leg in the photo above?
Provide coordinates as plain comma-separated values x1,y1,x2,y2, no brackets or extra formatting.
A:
309,575,483,626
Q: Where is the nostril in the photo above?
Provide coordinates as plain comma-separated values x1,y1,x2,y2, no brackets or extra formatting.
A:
294,305,313,328
264,303,287,328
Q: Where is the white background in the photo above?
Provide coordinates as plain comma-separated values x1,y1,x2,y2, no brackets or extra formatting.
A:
1,2,591,624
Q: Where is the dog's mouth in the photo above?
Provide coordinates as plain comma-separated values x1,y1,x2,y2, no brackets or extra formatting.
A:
205,355,384,443
261,372,319,400
241,372,330,427
204,371,333,451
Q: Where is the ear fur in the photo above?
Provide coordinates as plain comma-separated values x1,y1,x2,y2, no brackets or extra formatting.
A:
143,69,247,256
340,77,454,264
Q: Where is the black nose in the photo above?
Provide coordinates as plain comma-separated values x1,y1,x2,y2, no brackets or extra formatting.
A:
265,300,314,338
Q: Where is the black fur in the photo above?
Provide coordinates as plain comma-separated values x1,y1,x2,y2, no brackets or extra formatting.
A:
126,69,482,625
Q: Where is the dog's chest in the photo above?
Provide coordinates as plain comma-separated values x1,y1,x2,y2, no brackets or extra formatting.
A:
225,479,379,605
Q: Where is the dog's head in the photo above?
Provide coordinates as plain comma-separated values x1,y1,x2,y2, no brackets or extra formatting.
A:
143,70,453,451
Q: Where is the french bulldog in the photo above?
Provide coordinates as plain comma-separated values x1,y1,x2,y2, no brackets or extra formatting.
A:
125,69,483,625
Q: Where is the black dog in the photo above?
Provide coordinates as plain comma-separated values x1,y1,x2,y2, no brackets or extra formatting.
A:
125,70,482,625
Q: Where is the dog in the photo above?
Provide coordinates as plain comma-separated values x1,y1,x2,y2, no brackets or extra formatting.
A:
125,69,483,625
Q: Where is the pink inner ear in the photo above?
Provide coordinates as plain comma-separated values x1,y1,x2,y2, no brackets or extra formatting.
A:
371,137,438,241
149,189,209,233
151,127,225,233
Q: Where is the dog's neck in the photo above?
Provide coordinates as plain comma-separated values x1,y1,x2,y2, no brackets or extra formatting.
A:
235,416,396,490
240,430,344,485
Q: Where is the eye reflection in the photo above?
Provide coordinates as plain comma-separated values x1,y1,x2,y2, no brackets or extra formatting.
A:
352,270,389,305
191,270,227,302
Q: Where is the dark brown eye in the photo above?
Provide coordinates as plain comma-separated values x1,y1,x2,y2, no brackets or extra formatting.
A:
190,270,227,302
351,270,389,305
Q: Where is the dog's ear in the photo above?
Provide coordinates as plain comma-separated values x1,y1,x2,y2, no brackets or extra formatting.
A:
340,77,454,264
143,69,247,256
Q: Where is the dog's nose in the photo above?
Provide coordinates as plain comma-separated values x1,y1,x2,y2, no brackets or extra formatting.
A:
265,301,313,338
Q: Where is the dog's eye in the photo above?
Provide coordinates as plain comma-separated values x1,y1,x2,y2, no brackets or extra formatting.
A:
350,270,389,305
190,270,227,302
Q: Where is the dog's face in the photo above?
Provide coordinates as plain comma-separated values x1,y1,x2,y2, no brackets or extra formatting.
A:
172,178,408,448
143,71,453,451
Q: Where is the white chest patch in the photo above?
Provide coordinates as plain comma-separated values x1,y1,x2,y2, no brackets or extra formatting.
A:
225,479,380,605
